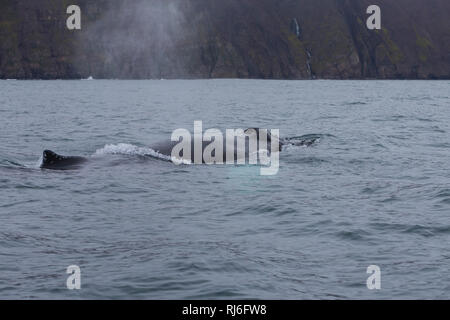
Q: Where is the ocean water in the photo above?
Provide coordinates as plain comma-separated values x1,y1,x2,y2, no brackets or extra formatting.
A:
0,79,449,299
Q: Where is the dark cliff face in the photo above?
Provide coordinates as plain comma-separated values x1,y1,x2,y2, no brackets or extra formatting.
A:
0,0,449,79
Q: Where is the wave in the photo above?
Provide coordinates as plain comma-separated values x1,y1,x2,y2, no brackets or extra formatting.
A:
0,158,41,172
0,159,23,167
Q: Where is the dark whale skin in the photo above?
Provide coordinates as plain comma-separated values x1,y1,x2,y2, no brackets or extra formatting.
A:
40,150,87,170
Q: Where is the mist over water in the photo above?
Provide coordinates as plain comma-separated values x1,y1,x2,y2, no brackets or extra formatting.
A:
77,0,188,78
0,80,450,299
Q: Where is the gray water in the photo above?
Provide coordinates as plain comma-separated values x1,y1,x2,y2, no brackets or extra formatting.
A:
0,80,449,299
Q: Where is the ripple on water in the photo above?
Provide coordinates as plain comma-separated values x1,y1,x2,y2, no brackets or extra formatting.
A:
369,222,450,237
433,188,450,204
334,229,373,241
0,199,41,209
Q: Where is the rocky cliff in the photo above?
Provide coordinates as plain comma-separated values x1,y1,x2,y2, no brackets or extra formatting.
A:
0,0,449,79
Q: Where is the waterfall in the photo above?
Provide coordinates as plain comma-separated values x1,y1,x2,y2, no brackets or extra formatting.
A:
291,18,314,79
290,18,301,39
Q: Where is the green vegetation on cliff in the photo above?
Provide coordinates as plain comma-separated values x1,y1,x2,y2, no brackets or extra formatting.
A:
0,0,449,79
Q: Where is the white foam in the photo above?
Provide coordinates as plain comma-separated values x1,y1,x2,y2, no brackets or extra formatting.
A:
34,155,44,168
282,143,309,152
93,143,191,164
281,137,321,152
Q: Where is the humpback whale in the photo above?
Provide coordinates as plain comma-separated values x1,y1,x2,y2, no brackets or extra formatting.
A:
39,130,319,170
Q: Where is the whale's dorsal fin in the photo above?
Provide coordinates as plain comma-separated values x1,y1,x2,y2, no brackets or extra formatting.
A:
42,150,65,165
41,150,87,170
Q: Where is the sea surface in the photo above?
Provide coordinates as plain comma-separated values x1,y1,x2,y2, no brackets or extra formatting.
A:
0,79,449,299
